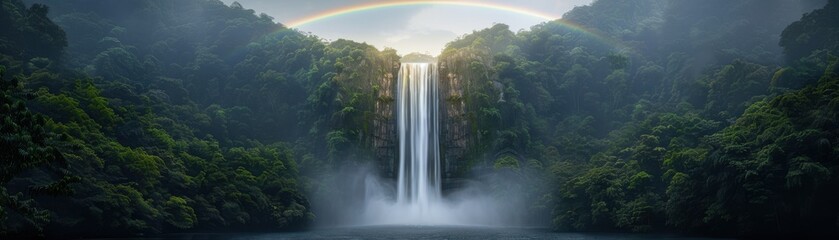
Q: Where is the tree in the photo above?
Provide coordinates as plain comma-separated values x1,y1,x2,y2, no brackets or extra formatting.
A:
1,66,73,235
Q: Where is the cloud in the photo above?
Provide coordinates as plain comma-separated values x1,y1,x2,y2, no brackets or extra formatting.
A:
378,29,460,55
385,34,412,44
406,5,546,33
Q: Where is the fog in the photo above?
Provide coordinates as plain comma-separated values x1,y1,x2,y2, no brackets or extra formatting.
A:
308,163,547,227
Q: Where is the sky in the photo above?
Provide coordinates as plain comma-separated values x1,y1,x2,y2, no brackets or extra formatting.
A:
221,0,594,55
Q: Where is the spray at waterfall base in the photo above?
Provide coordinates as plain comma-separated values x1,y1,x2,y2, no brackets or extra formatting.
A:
323,63,547,226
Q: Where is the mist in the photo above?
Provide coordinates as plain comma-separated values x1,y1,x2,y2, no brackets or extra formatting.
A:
3,0,839,238
307,161,547,227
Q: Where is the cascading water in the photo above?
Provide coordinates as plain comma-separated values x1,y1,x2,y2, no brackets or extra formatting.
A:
360,62,513,226
361,63,448,225
396,63,441,213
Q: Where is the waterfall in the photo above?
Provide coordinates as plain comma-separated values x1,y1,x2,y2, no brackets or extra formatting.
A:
359,62,514,226
361,62,448,225
396,63,441,212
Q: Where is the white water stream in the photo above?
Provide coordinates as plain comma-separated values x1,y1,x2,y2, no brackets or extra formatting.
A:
360,63,514,226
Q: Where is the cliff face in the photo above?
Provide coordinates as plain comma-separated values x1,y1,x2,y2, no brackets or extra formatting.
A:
373,51,493,179
438,50,494,177
438,58,468,177
372,58,401,177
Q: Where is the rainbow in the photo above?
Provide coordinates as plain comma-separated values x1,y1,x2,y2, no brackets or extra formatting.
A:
281,0,627,50
286,1,560,28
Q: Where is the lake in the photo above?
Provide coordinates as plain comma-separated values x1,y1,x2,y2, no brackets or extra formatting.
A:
119,226,719,240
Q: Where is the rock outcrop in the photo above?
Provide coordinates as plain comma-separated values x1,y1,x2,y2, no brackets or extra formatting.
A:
372,58,401,177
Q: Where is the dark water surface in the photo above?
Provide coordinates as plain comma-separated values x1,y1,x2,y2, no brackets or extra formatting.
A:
116,226,720,240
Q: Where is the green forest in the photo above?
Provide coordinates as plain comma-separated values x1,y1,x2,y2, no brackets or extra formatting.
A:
1,0,838,238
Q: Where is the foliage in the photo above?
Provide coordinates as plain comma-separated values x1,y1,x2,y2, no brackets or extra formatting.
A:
438,0,838,237
1,66,73,235
1,0,838,237
780,0,839,63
